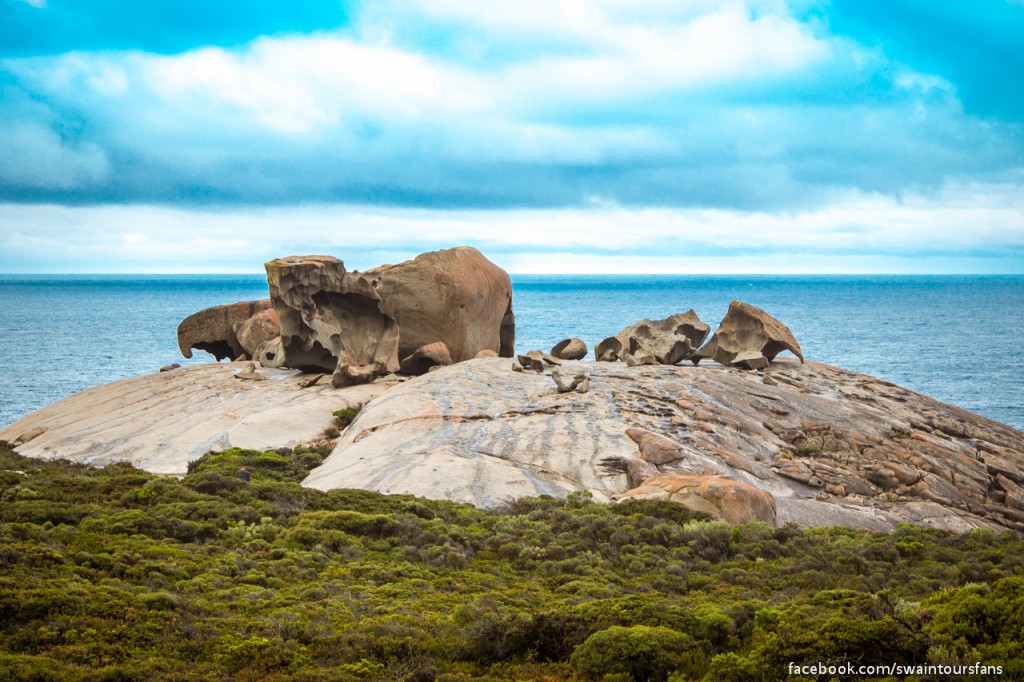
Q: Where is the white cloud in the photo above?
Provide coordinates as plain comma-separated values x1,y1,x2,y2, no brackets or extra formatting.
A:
0,121,110,189
0,181,1020,273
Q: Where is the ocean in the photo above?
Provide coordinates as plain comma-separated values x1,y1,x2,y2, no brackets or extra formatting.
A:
1,275,1022,431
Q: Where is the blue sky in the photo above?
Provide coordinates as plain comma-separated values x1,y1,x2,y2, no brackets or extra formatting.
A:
0,0,1022,273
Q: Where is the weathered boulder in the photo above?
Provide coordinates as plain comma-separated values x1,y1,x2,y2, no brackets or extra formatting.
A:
620,474,778,526
596,311,710,365
234,307,280,358
256,337,286,368
400,342,454,376
551,338,588,361
265,255,400,381
518,350,559,371
626,428,686,465
367,247,515,362
694,300,803,368
177,299,274,361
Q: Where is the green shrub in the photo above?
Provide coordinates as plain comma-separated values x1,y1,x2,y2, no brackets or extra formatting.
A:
570,625,696,681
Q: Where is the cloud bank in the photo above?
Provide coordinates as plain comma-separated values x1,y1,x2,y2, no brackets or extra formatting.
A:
0,0,1021,271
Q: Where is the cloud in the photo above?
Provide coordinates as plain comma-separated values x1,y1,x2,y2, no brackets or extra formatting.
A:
1,180,1020,273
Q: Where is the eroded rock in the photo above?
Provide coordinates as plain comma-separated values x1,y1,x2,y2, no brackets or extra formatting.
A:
265,255,400,379
234,307,281,358
177,299,274,361
551,338,588,361
400,342,454,376
552,370,590,394
367,247,515,362
694,300,803,369
596,311,709,365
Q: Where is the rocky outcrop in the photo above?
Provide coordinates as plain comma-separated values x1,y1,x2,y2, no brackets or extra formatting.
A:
367,247,515,362
0,364,395,475
621,474,778,525
303,358,1024,533
265,255,400,386
400,342,454,376
177,300,274,361
551,338,588,360
596,311,710,365
694,300,803,369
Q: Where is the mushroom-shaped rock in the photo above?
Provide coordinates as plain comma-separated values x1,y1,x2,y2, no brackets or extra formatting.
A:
366,247,515,362
595,311,709,365
177,299,274,361
400,342,454,376
234,307,280,358
621,474,777,526
265,255,400,377
551,338,588,360
694,300,803,369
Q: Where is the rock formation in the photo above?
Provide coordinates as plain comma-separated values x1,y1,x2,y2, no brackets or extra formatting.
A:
694,300,803,369
552,370,589,394
551,338,588,361
595,311,710,365
367,247,515,362
234,307,280,358
177,299,274,361
265,255,400,386
621,474,777,525
400,342,454,376
300,357,1024,533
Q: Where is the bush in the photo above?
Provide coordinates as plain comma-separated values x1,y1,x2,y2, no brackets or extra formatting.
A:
570,625,696,681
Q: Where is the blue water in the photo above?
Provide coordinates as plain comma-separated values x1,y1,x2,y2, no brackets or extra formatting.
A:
1,275,1022,431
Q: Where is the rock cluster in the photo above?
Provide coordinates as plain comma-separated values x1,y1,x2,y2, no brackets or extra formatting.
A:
596,311,709,364
177,247,515,384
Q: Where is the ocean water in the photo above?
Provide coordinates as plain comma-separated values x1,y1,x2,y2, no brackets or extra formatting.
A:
1,275,1022,431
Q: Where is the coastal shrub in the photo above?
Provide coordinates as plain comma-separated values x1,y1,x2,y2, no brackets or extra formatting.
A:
570,625,696,681
333,406,361,428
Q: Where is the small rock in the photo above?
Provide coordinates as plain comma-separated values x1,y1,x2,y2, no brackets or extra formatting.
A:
234,362,266,381
475,349,499,359
550,338,588,360
159,364,181,372
298,373,326,388
400,341,454,376
12,426,48,446
552,370,590,394
624,350,658,367
626,428,686,465
518,350,559,371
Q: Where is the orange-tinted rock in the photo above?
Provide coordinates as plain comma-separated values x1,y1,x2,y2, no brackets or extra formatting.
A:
400,342,454,376
551,338,588,360
234,307,280,358
621,474,777,525
367,247,515,362
177,299,274,361
626,428,686,465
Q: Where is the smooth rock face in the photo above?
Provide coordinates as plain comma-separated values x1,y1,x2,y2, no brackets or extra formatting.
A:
0,364,394,476
234,307,281,358
400,342,454,376
304,357,1024,533
695,300,803,368
596,311,710,365
265,255,400,378
367,247,515,362
621,474,778,525
177,300,274,361
551,338,588,361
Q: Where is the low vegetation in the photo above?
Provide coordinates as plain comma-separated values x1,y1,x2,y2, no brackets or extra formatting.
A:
0,441,1022,681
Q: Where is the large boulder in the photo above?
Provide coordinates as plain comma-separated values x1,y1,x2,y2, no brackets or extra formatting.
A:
551,338,588,360
234,307,280,358
367,247,515,362
400,342,454,376
595,311,710,365
694,300,803,369
177,299,274,361
620,474,778,525
265,256,400,385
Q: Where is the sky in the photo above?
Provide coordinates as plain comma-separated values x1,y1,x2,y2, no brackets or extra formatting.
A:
0,0,1022,274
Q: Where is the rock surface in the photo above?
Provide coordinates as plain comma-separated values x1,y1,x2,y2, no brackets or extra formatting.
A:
695,300,803,368
0,364,393,475
367,247,515,362
177,300,274,361
265,255,400,379
304,358,1024,532
596,311,710,365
